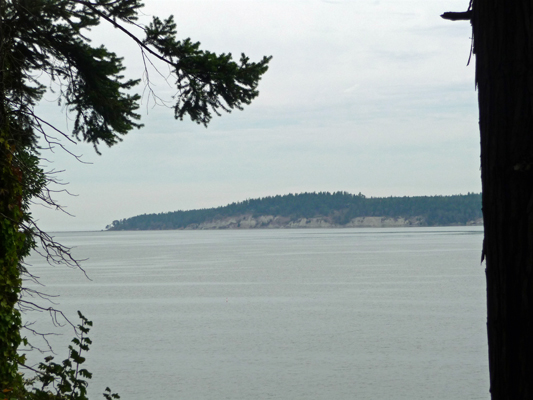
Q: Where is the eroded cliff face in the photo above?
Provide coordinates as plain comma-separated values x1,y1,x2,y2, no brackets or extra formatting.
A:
182,214,482,230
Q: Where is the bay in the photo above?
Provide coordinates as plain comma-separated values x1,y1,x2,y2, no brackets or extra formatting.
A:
23,227,488,400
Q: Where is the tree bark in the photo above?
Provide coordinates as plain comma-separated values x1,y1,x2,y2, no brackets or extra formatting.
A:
473,0,533,398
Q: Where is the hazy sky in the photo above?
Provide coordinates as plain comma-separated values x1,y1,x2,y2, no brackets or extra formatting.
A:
32,0,479,231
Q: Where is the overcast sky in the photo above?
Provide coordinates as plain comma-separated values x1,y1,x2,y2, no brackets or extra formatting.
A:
31,0,479,231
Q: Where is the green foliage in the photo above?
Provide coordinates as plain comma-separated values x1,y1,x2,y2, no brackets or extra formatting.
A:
107,192,483,230
32,313,94,399
2,0,270,152
143,15,271,126
10,312,121,400
0,124,45,392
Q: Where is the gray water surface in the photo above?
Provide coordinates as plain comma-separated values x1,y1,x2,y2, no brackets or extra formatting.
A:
23,227,489,400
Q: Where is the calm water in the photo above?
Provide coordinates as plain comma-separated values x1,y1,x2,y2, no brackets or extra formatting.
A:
23,227,489,400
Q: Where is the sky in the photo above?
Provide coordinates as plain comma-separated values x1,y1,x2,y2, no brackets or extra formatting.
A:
31,0,480,231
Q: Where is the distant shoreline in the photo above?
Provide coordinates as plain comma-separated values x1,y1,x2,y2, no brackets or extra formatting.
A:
107,192,483,231
173,214,483,230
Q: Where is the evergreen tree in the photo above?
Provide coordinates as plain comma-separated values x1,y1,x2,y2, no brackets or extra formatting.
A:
443,1,533,397
0,0,270,395
473,0,533,397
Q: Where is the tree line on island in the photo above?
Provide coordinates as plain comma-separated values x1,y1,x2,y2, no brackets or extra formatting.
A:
106,191,483,230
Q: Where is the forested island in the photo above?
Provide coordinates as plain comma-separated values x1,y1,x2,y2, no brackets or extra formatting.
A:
106,192,482,230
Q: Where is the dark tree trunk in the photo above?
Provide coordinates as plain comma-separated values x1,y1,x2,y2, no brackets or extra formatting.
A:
473,0,533,398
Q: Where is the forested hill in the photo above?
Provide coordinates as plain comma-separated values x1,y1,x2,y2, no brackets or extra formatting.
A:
106,192,482,231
